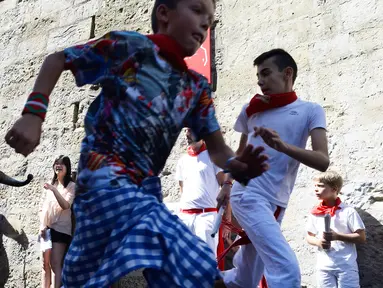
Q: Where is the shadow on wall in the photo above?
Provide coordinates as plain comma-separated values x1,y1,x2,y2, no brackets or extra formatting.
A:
0,214,29,287
355,208,383,288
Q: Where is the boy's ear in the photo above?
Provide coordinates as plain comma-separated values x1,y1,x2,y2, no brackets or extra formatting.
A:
156,4,171,31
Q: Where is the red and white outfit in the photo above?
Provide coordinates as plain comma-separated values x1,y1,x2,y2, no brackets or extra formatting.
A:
175,144,222,259
307,198,365,288
223,93,327,288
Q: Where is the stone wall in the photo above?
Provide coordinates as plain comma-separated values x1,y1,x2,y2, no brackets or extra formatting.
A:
0,0,382,287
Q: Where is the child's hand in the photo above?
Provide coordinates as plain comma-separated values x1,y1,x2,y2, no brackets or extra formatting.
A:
40,227,47,239
216,184,231,210
229,145,269,184
5,114,42,157
222,226,231,241
318,238,331,249
323,230,339,242
253,127,288,153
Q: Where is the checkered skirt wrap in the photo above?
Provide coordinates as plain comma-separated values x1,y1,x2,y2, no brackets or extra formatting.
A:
62,177,221,287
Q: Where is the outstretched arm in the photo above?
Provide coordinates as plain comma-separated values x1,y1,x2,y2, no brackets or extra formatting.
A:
33,52,66,95
204,130,236,169
5,52,65,156
5,32,121,157
204,130,268,177
224,133,248,182
204,130,268,208
216,133,248,207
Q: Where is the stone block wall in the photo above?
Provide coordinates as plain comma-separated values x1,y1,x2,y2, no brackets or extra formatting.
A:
0,0,382,287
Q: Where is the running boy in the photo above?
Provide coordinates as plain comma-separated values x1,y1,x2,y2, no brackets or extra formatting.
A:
307,171,366,288
5,0,269,287
218,49,330,288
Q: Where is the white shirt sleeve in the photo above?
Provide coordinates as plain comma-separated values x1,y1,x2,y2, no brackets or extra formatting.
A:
175,158,184,182
233,104,249,134
214,164,223,176
347,209,366,232
308,104,327,132
306,214,318,235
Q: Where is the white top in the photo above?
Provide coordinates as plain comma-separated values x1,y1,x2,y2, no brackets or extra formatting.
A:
231,98,326,207
306,202,365,270
40,181,75,236
176,150,222,209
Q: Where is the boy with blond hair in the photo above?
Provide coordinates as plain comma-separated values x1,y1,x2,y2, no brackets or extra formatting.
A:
306,170,366,288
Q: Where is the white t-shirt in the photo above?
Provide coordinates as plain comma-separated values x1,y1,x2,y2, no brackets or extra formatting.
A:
176,150,222,209
306,203,366,270
231,98,326,207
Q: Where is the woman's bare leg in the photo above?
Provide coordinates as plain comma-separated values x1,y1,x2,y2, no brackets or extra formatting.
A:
42,250,51,288
50,242,67,288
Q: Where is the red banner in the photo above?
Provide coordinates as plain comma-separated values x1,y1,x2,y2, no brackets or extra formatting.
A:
185,29,211,83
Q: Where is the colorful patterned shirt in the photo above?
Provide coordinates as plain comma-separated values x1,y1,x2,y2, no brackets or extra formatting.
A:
63,31,220,190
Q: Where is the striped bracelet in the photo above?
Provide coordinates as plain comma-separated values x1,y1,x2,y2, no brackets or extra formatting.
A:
22,92,49,121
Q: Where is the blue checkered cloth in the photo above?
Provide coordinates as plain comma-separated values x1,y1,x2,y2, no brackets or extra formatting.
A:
62,177,221,287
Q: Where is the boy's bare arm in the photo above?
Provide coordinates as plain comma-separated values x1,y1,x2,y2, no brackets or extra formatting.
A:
324,229,366,244
217,172,232,218
254,127,329,172
236,134,248,155
216,133,248,207
222,133,248,184
204,130,268,207
204,130,236,168
32,51,65,95
204,130,267,172
5,52,66,156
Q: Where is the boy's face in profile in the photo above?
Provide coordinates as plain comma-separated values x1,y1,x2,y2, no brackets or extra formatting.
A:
314,180,338,201
164,0,215,56
256,57,290,95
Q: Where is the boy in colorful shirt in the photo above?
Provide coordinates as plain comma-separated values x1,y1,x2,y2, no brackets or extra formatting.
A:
217,49,330,288
5,0,269,287
306,171,366,288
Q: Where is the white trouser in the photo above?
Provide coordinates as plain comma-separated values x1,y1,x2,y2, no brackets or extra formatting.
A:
178,211,219,256
317,268,360,288
223,192,301,288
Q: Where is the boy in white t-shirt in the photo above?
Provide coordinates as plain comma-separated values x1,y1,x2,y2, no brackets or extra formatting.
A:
306,171,366,288
217,49,330,288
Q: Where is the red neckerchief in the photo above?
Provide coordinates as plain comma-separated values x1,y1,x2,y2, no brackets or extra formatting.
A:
187,143,207,157
146,34,188,72
245,91,298,117
311,197,342,217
